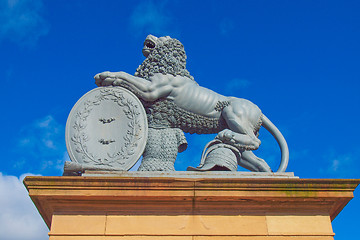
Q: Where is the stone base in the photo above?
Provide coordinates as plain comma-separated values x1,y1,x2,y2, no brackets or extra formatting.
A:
24,174,359,240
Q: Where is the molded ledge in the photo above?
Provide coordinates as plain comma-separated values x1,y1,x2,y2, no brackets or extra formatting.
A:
24,175,359,239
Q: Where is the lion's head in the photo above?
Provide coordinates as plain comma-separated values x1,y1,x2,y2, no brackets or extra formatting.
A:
135,35,195,82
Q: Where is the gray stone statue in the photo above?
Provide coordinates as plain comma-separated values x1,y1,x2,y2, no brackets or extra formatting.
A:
94,35,289,172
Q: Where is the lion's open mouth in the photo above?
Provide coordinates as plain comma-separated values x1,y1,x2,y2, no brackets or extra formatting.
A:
143,35,158,57
144,39,155,49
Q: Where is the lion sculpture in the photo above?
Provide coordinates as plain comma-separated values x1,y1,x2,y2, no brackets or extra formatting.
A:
95,35,289,172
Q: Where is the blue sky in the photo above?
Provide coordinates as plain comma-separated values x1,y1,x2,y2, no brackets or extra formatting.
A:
0,0,359,239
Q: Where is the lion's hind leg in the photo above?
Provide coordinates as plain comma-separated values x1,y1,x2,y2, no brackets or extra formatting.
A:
216,129,259,150
217,99,261,151
239,151,272,172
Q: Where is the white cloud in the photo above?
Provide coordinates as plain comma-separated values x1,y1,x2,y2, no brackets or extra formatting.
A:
219,18,235,36
36,115,54,128
129,0,175,37
5,66,13,84
15,115,66,174
223,78,251,95
0,173,48,240
0,0,49,46
327,154,353,174
44,139,55,149
319,150,360,178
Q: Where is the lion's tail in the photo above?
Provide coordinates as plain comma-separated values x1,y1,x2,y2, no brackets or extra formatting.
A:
261,114,289,172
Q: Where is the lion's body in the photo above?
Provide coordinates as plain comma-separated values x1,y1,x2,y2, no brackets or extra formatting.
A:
139,73,263,139
95,34,289,172
168,77,224,118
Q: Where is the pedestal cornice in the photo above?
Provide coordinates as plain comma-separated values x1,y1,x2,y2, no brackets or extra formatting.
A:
24,174,359,230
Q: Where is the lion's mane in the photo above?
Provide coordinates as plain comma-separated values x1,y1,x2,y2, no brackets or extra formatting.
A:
133,36,226,134
135,38,195,82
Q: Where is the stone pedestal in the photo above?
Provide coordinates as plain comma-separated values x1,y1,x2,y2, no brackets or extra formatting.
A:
24,173,359,240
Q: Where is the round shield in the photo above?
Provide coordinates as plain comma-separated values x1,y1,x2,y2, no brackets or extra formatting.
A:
65,87,148,171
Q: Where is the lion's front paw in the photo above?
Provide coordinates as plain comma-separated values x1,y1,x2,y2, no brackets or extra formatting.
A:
94,71,110,86
94,71,122,86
